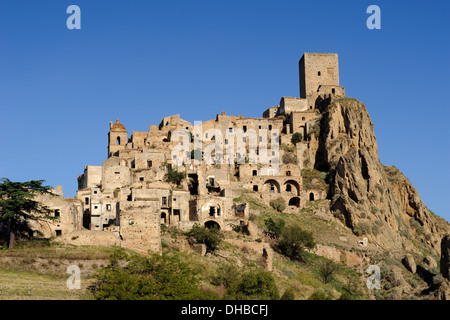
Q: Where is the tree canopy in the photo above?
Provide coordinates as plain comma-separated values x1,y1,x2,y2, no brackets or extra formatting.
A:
0,178,54,249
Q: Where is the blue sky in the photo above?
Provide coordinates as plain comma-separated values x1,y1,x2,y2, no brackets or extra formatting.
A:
0,0,449,221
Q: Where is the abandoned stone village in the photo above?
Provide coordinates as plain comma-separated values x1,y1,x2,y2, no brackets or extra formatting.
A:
31,53,349,254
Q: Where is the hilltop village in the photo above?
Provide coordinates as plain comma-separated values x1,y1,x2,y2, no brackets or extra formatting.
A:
31,53,347,254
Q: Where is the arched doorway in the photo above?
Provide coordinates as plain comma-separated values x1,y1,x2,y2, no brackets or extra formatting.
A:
204,220,221,230
289,197,300,208
309,192,315,201
284,180,300,196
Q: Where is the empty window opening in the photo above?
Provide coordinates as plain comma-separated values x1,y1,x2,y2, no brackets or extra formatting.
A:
268,125,272,130
309,192,315,201
332,88,335,94
252,170,257,176
85,197,89,205
147,160,152,168
286,171,291,176
162,197,167,206
286,184,292,192
318,71,321,76
94,206,98,209
173,209,180,221
116,137,120,145
54,209,60,217
253,185,258,191
115,172,120,179
209,206,215,217
139,177,144,182
302,117,305,121
243,125,247,133
106,204,111,211
56,230,62,237
161,212,166,224
94,190,97,194
229,128,232,133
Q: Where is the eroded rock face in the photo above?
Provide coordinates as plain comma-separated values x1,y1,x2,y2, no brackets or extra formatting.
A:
314,97,449,254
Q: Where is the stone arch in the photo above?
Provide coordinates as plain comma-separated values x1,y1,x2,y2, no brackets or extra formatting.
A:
284,180,300,196
116,136,120,145
288,197,300,208
309,192,315,201
264,179,280,193
204,220,221,230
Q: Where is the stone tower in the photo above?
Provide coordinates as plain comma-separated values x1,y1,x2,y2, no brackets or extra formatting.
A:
108,119,128,157
299,52,340,99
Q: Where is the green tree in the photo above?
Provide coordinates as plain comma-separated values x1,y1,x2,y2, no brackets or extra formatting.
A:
317,260,341,284
91,249,219,300
291,132,303,145
264,217,285,238
277,224,315,261
188,224,224,253
0,178,54,249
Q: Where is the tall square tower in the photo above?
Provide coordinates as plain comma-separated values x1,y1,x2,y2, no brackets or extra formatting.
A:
299,53,340,98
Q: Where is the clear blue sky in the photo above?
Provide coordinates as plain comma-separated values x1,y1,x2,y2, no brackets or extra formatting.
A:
0,0,449,221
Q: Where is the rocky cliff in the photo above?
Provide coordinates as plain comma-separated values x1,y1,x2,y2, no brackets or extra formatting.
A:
312,96,449,256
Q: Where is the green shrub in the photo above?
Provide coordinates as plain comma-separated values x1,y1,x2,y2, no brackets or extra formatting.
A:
281,288,295,300
91,249,219,300
225,269,280,300
269,198,286,213
338,292,353,300
354,222,372,236
282,153,298,165
291,132,303,145
308,290,333,300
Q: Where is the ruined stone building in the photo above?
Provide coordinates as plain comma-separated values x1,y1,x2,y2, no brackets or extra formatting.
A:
33,53,344,254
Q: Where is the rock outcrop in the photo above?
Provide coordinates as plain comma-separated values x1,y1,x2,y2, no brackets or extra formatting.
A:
402,254,416,273
313,97,449,255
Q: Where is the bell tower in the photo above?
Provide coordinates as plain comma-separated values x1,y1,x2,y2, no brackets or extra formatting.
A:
108,119,128,157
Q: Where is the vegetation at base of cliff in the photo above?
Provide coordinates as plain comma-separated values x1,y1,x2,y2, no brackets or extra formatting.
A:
90,249,219,300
